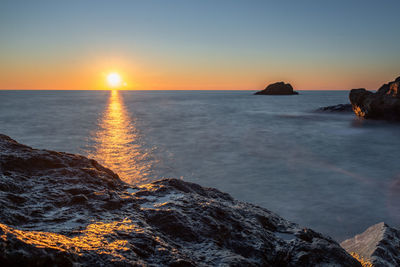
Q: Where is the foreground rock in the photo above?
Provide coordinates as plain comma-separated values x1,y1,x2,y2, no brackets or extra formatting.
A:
0,134,361,266
341,222,400,267
255,82,299,95
316,104,353,113
349,76,400,120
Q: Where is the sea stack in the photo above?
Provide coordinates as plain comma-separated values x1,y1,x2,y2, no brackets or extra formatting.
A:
255,82,298,95
349,76,400,120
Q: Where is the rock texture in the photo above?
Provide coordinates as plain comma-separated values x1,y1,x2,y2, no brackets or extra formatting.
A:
255,82,299,95
316,104,353,113
349,76,400,120
0,134,361,266
341,222,400,267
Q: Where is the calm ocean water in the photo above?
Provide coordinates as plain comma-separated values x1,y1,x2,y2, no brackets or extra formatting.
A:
1,90,399,241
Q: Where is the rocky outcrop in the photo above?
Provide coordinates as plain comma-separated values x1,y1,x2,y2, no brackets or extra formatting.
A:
0,134,361,266
349,76,400,120
255,82,299,95
316,104,353,113
341,222,400,267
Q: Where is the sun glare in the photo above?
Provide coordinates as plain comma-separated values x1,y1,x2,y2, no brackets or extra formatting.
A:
107,73,122,88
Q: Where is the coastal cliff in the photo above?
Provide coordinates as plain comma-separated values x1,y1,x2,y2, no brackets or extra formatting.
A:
0,134,370,266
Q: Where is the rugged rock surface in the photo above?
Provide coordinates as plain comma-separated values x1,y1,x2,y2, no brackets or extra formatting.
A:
341,222,400,267
0,134,361,266
349,76,400,120
316,104,353,113
255,82,299,95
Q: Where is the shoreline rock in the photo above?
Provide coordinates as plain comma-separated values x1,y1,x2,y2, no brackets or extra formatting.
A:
0,134,360,266
255,82,299,95
349,76,400,120
341,222,400,267
316,103,353,113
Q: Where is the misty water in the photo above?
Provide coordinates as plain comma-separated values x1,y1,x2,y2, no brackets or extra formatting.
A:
1,90,399,241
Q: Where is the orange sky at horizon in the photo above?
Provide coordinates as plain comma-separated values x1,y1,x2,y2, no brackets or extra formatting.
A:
0,55,395,91
0,48,395,91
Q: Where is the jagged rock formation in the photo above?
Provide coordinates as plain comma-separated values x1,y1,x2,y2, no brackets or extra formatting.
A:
0,134,361,266
255,82,299,95
316,104,353,113
349,76,400,120
341,222,400,267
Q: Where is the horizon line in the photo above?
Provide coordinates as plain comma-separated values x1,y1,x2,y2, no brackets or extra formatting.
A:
0,88,352,91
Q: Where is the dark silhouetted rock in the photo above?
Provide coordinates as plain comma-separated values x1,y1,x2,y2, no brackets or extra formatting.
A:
0,134,361,266
349,76,400,120
255,82,299,95
316,104,353,113
341,222,400,267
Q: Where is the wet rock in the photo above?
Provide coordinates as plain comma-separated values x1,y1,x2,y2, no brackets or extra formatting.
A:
6,193,27,204
255,82,299,95
101,199,123,210
341,222,400,267
316,103,353,113
69,194,88,205
349,76,400,120
0,134,361,266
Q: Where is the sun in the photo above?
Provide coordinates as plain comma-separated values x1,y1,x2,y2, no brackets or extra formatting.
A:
106,73,122,88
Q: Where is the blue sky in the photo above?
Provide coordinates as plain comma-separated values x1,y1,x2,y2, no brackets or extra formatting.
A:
1,0,399,90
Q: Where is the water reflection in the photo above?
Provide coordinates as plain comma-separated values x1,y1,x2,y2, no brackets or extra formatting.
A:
88,90,155,184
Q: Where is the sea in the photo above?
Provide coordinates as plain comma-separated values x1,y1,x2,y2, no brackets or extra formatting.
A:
1,89,399,242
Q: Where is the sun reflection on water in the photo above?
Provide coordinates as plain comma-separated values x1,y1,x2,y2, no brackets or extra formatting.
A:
88,90,155,184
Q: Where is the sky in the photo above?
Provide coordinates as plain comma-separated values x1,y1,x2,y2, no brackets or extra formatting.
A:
0,0,399,90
